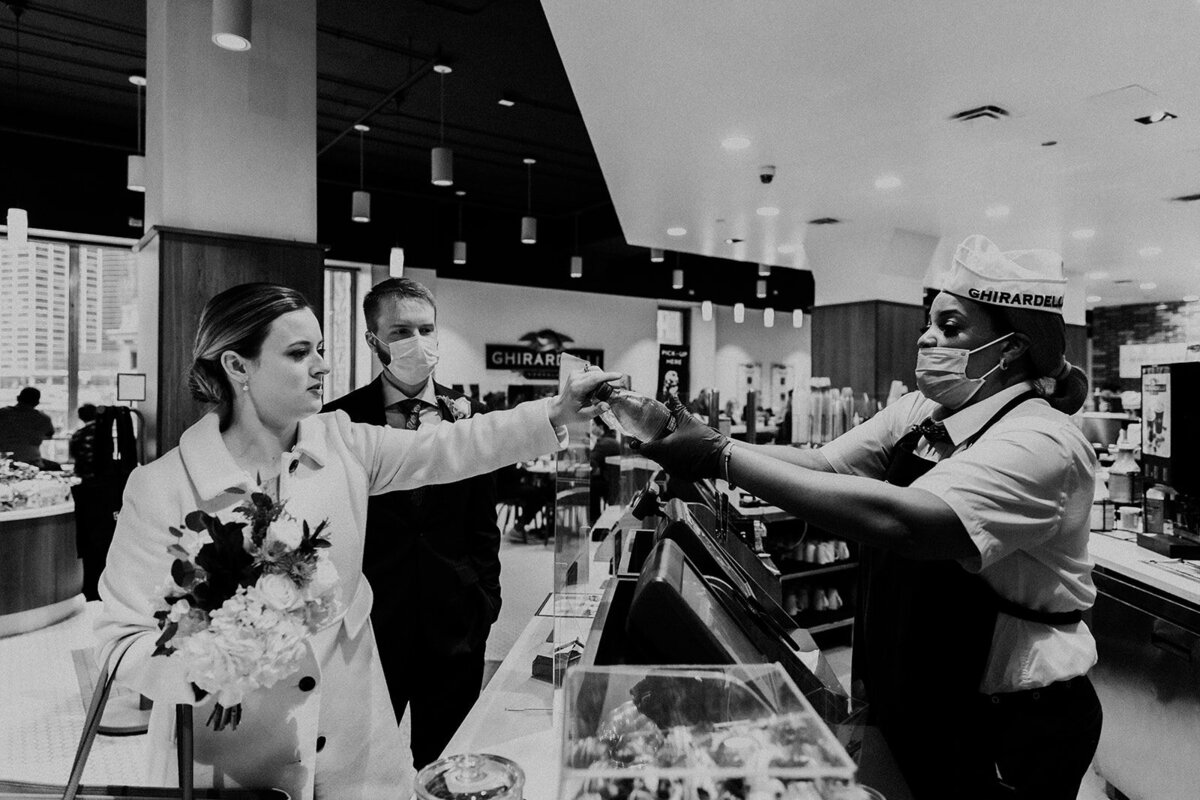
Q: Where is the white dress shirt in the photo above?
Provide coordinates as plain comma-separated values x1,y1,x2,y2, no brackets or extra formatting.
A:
380,372,442,429
821,383,1099,693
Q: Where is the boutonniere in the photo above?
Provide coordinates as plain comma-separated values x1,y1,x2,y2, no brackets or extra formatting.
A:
437,395,473,420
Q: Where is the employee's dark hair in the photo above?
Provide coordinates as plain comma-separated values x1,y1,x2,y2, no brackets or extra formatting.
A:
77,403,98,423
17,387,40,406
983,303,1089,415
189,283,314,416
362,278,437,333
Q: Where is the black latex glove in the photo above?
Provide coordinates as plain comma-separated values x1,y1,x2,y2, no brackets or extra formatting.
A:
637,398,730,481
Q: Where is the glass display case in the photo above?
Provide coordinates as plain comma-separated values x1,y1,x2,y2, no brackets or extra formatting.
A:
560,665,861,800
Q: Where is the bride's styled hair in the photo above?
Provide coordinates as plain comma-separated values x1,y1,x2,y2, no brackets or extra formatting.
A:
189,283,313,416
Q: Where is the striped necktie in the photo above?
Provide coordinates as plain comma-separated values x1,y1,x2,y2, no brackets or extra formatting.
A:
399,398,423,430
915,417,950,442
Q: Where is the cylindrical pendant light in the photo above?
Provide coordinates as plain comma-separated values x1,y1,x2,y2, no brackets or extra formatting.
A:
431,65,454,186
764,307,775,328
453,240,467,265
389,247,405,277
352,125,370,223
758,263,771,277
756,278,767,299
793,309,804,328
212,0,252,51
650,247,664,263
6,208,28,246
672,269,684,290
734,302,745,324
126,155,146,193
520,216,537,244
453,191,467,264
570,256,583,278
701,300,713,321
521,158,537,243
127,75,146,192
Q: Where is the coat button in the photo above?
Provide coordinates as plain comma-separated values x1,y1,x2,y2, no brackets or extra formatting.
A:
316,735,326,752
298,676,316,692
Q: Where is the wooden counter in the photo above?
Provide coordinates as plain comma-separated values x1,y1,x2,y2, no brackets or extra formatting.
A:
0,502,84,637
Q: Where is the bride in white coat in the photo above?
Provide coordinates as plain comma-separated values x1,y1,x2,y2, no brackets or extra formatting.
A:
95,283,615,800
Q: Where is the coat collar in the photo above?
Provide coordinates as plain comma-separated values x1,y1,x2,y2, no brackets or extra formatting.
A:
179,413,329,501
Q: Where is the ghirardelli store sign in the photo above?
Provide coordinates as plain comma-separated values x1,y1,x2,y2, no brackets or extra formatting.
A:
486,329,604,380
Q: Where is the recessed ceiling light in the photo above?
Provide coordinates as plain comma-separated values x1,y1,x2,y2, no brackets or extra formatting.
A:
724,237,744,244
522,157,536,165
1183,294,1200,302
1085,270,1109,280
874,174,902,190
985,204,1010,218
497,98,515,107
721,136,751,151
353,123,370,132
1138,246,1162,258
1071,228,1095,240
433,64,453,74
1086,295,1102,303
756,206,780,217
455,190,466,196
777,244,796,254
667,227,687,237
128,75,146,86
1140,282,1158,290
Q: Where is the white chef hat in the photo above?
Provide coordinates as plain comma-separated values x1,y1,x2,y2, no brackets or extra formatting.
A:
941,234,1066,316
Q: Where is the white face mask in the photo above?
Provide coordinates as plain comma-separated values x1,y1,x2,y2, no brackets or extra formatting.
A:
372,333,439,386
915,333,1012,409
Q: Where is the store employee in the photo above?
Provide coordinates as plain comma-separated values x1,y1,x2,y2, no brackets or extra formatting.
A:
641,235,1101,799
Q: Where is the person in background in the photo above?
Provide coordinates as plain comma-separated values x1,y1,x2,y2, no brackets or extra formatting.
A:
0,386,56,468
96,282,614,800
69,403,106,599
641,235,1101,799
322,277,502,770
588,417,620,523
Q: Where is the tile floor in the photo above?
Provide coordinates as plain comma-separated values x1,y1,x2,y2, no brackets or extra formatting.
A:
0,537,1111,798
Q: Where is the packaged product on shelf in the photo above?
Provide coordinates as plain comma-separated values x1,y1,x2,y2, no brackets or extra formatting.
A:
1108,430,1142,505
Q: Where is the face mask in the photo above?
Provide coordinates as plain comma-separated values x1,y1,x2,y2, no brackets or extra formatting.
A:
915,333,1012,409
372,333,439,386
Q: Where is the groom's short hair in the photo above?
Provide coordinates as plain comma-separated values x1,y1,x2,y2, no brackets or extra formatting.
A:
363,278,437,333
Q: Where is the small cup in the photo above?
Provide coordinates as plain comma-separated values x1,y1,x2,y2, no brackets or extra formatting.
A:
1119,506,1142,532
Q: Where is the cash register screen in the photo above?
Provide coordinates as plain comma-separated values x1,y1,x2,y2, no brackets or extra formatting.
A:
625,538,767,668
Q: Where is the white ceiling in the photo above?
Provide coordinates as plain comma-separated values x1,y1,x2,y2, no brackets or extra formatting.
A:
542,0,1200,310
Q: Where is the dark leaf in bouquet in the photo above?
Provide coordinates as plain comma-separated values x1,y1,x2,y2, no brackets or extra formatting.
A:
171,559,197,588
168,526,185,538
152,622,178,657
309,538,331,549
184,510,210,532
226,487,246,495
167,543,191,560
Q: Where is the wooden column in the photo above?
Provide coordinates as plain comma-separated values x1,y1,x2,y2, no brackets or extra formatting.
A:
811,300,925,407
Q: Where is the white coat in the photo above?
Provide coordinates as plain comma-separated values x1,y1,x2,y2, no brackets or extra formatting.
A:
95,401,563,800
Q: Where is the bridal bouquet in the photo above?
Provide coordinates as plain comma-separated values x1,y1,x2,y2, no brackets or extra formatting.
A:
151,492,341,730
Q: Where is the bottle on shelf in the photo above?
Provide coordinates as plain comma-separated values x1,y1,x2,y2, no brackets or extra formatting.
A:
588,383,676,442
1108,429,1142,505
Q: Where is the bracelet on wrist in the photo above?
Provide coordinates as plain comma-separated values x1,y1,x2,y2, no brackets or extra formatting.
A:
721,443,736,490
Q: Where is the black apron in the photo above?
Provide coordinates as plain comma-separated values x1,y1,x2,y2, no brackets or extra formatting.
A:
852,392,1084,797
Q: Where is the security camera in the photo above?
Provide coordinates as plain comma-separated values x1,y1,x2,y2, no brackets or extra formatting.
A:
759,165,776,184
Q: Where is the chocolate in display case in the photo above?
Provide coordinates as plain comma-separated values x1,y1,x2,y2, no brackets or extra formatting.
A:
560,664,861,800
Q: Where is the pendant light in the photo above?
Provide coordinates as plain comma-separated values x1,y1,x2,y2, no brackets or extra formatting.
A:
763,307,775,328
734,302,745,324
672,252,684,290
650,248,664,263
792,309,804,328
701,300,713,321
570,214,583,278
758,263,771,277
352,124,370,223
756,278,767,299
212,0,252,51
431,64,453,186
389,247,405,277
520,158,537,244
127,75,146,192
453,190,467,265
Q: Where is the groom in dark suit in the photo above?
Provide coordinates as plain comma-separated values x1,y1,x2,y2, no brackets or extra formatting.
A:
323,277,501,768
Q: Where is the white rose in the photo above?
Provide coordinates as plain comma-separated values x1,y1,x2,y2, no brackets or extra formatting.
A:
309,558,340,596
256,573,304,612
179,528,211,558
167,598,192,623
452,397,472,419
266,516,305,551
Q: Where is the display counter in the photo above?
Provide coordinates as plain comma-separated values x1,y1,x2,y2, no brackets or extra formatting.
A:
0,501,84,637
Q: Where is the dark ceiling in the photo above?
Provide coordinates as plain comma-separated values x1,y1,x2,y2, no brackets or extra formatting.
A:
0,0,813,311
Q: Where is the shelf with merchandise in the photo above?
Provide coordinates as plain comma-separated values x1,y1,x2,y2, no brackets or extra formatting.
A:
0,456,78,513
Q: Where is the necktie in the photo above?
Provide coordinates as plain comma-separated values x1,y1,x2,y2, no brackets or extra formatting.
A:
399,398,423,430
914,417,950,443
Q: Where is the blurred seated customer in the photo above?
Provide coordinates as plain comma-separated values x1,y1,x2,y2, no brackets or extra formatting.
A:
589,418,620,522
0,386,56,468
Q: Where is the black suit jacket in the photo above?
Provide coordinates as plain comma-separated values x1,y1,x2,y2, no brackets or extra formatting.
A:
323,378,501,657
